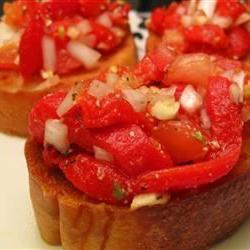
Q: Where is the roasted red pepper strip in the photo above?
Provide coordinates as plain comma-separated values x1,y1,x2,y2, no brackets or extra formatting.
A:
134,146,241,193
135,75,242,193
59,152,132,204
93,124,173,177
63,105,94,151
79,94,139,128
19,19,44,79
227,27,250,59
205,76,242,158
28,91,66,144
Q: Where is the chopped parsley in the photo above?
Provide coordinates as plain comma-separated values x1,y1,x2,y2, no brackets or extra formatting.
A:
113,183,126,200
193,131,206,144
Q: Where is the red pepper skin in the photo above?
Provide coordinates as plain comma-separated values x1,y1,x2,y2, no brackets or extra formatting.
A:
134,146,241,193
205,76,242,157
28,91,66,144
59,152,132,204
227,27,250,59
93,124,173,177
79,94,139,129
184,24,228,51
19,20,44,79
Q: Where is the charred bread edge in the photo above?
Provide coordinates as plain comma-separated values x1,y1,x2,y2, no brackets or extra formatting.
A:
25,136,250,250
0,34,137,136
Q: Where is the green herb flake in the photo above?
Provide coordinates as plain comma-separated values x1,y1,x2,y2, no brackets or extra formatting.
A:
113,183,125,200
193,131,206,144
58,26,65,38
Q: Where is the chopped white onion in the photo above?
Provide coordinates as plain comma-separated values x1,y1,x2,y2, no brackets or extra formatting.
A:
230,83,241,104
181,15,194,27
106,72,119,87
187,0,197,15
79,34,96,47
180,85,203,114
235,12,250,26
211,15,232,29
77,20,92,34
198,0,217,19
130,193,169,210
0,22,20,46
42,35,56,71
67,41,101,68
200,109,211,129
233,71,246,103
57,83,83,117
94,146,114,162
122,89,148,112
96,12,112,28
88,80,113,99
44,119,69,154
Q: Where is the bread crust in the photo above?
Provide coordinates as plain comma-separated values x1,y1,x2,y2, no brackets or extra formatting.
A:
0,34,137,136
25,126,250,250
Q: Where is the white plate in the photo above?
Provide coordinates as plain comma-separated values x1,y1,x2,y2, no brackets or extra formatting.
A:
0,132,249,250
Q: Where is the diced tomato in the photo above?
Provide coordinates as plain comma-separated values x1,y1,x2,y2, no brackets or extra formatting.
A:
134,56,163,85
148,45,177,72
93,124,173,177
134,145,241,193
149,8,167,36
63,105,94,151
215,55,242,71
19,19,44,79
205,76,242,157
59,152,132,204
28,91,66,144
90,22,120,51
79,0,108,18
227,27,250,59
108,3,131,26
184,24,228,50
217,0,245,20
152,121,208,164
42,0,80,20
56,49,82,75
149,3,182,35
79,94,139,128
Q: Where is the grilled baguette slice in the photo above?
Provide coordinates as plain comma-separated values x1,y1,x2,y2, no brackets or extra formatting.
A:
25,126,250,250
0,34,137,136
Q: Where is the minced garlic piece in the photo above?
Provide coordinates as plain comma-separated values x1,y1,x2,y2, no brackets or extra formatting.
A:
67,26,80,40
150,98,180,121
130,193,170,210
41,69,54,79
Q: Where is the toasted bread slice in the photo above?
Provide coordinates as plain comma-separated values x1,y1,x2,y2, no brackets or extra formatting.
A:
25,126,250,250
0,34,137,136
